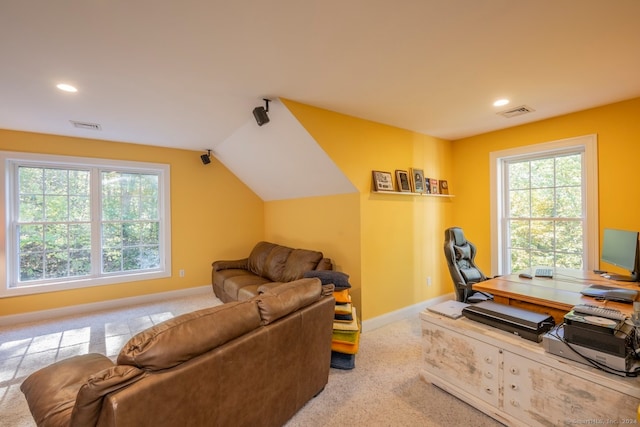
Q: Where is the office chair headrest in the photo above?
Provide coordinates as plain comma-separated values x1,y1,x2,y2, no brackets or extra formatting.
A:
451,227,467,246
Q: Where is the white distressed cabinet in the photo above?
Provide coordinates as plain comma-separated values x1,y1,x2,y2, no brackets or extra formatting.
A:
420,310,640,426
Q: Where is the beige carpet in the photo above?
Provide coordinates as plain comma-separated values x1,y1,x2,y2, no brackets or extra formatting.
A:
0,293,503,427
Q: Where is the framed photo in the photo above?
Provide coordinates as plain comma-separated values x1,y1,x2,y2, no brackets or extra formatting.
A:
372,170,394,191
410,168,425,193
395,170,411,192
439,179,449,195
424,177,431,194
430,178,439,194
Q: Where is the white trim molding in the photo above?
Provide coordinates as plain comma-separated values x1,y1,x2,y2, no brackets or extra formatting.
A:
361,293,455,332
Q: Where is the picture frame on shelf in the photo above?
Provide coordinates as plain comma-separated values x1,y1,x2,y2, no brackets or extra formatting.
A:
430,178,439,194
410,168,425,193
439,179,449,195
395,170,411,192
372,170,394,191
424,177,431,194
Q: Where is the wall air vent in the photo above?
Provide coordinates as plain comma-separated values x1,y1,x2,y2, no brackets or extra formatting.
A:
70,120,102,131
498,105,535,118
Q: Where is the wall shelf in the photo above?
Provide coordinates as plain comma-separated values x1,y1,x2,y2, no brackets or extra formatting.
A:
372,190,455,198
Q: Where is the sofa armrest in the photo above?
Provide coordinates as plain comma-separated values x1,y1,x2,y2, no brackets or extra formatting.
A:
21,354,115,427
212,258,248,271
71,365,145,426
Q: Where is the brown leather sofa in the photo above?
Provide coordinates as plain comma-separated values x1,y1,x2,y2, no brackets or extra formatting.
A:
212,241,332,302
21,278,334,427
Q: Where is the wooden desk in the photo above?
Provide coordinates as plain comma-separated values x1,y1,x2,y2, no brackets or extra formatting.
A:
473,268,639,323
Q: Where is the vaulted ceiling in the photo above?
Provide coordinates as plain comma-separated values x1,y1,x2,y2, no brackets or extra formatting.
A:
2,0,639,153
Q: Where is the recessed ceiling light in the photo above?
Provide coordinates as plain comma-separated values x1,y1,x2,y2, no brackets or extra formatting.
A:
56,83,78,93
493,99,509,107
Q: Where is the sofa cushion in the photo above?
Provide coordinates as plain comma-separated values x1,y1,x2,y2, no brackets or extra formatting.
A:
237,284,261,301
214,268,255,295
256,278,322,325
281,248,324,282
316,257,333,271
223,274,271,300
247,241,278,276
263,245,293,281
117,300,261,371
20,353,115,427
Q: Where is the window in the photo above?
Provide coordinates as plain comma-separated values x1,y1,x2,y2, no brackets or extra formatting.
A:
0,152,171,297
505,152,584,271
490,135,598,275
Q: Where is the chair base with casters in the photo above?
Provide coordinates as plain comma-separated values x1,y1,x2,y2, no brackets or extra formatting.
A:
444,226,494,304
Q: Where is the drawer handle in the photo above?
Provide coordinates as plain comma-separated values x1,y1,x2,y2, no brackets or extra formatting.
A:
510,384,518,391
484,356,493,364
485,388,493,395
510,399,520,408
485,371,493,379
510,367,519,374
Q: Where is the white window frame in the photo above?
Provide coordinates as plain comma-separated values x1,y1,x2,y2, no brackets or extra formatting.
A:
489,135,598,276
0,151,171,298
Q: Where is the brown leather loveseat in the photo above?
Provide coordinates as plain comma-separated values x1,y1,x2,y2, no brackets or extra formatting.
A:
212,241,332,302
21,278,334,427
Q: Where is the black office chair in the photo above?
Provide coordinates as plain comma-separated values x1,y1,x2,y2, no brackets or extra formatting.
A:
443,227,493,303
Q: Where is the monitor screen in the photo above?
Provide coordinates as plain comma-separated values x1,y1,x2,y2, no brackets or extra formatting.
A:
600,228,639,280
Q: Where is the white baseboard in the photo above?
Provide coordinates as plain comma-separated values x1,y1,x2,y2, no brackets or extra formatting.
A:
2,287,456,330
0,285,214,327
361,293,455,332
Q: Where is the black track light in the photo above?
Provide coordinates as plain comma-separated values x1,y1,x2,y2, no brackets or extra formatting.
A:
253,98,271,126
201,149,212,165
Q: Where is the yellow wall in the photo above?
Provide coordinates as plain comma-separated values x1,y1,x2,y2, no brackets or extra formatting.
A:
282,100,455,319
264,193,362,310
452,97,640,275
8,97,635,320
0,129,264,316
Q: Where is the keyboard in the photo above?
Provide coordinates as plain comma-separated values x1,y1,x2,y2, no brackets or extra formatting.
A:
572,304,626,321
534,268,553,278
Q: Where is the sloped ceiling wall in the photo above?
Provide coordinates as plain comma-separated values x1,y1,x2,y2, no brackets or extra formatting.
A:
212,99,357,201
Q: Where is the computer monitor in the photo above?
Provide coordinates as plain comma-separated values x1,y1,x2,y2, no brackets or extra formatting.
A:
600,228,640,282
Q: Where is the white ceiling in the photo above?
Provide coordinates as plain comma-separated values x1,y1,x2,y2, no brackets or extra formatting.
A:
1,0,639,151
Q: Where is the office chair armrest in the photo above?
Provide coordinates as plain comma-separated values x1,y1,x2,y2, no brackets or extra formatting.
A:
458,281,493,303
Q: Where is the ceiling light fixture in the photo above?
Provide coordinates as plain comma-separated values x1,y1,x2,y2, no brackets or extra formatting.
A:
56,83,78,93
493,99,509,107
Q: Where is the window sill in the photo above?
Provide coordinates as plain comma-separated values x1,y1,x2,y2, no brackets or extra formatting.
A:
0,270,171,298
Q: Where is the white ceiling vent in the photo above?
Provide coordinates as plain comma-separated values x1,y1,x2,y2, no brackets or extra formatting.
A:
70,120,102,131
498,105,535,118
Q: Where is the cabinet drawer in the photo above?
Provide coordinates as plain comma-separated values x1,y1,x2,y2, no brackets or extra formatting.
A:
422,320,500,407
503,351,639,426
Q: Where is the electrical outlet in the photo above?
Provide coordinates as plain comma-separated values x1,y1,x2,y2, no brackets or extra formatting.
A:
427,276,432,286
179,269,185,277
